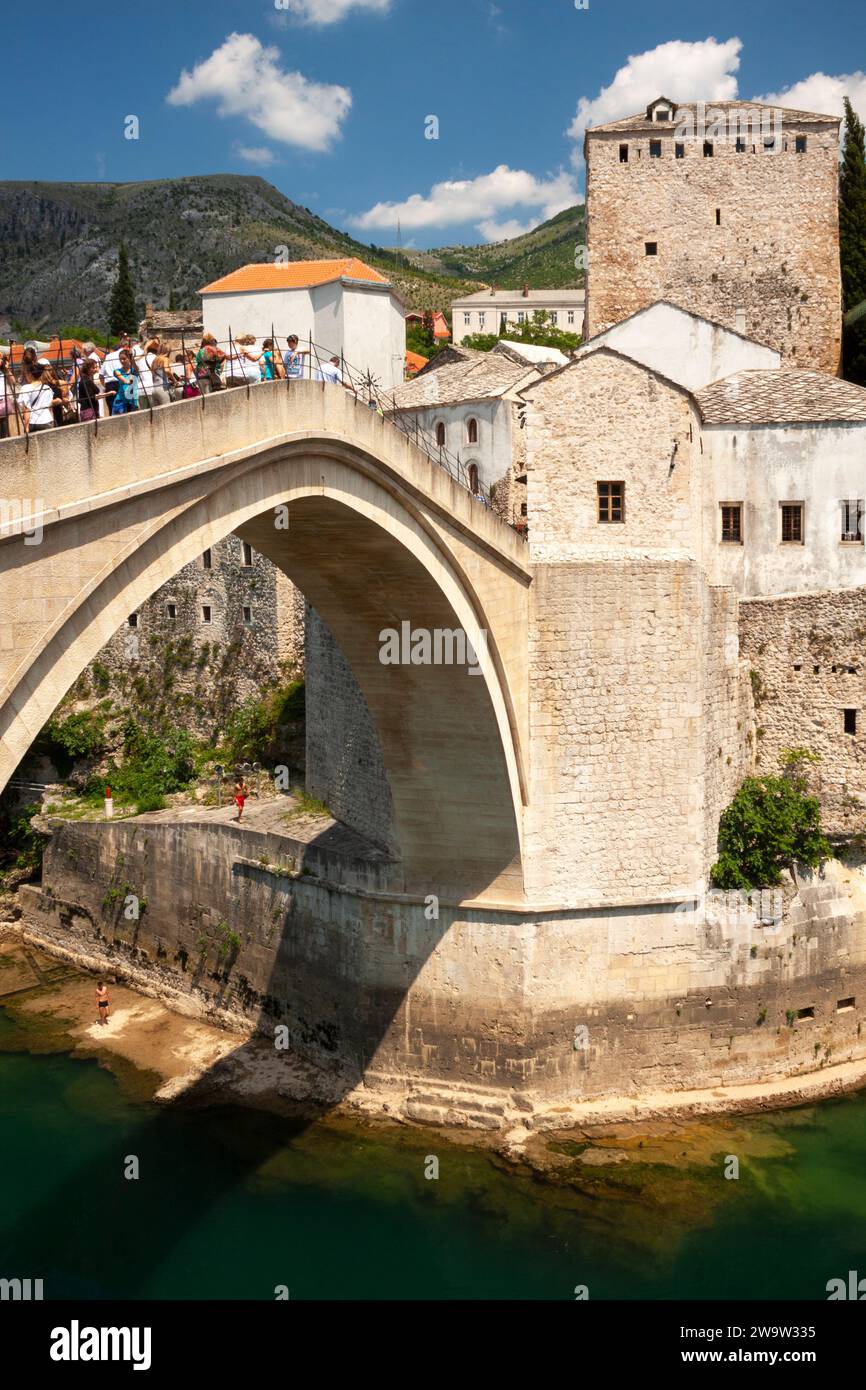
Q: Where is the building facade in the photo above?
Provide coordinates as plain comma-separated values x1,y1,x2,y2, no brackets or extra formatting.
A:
451,286,585,345
583,97,843,374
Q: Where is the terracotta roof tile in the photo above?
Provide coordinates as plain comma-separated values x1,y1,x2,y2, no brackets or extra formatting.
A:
200,258,391,295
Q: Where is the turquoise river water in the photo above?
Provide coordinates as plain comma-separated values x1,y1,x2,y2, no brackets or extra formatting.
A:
2,1004,866,1300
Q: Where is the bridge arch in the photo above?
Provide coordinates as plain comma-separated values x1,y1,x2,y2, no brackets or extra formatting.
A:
0,386,530,901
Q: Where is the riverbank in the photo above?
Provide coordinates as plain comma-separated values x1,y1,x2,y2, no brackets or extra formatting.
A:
6,918,866,1152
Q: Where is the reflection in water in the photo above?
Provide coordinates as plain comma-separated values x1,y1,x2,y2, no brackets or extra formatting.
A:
1,1004,865,1301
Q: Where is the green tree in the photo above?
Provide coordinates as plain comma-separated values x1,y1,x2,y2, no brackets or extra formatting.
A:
710,751,831,890
462,310,580,354
108,243,137,336
840,97,866,386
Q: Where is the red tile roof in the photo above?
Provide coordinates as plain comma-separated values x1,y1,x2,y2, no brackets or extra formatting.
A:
200,258,391,295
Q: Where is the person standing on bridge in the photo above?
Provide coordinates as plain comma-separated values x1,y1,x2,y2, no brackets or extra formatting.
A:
111,350,139,415
282,335,306,380
233,775,250,823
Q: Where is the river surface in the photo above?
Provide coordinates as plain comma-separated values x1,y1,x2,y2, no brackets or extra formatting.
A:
2,1003,866,1300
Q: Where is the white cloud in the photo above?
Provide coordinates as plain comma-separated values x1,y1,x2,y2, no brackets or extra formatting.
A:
477,217,535,243
755,71,866,124
566,37,742,160
273,0,391,24
167,32,351,153
234,144,278,166
350,165,578,238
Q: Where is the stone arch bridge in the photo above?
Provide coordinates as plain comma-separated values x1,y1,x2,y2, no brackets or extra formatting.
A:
0,382,531,901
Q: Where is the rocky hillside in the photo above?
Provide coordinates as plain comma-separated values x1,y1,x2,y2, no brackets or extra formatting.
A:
402,205,586,289
0,175,480,332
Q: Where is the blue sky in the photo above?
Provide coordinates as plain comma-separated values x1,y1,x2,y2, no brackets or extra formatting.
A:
4,0,865,247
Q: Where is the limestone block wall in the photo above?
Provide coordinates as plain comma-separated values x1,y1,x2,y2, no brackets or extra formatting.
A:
523,559,711,905
523,350,701,561
702,584,757,868
584,116,842,373
739,586,866,831
304,604,396,855
19,818,866,1125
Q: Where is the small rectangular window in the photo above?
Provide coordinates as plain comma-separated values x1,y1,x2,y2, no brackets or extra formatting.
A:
478,312,485,328
619,143,629,163
797,1006,815,1020
243,605,253,625
837,997,856,1012
517,311,525,323
781,503,804,543
463,312,471,325
202,548,212,570
840,499,863,542
844,708,857,735
720,504,742,544
675,143,685,159
795,135,807,154
645,241,658,256
128,613,138,629
703,141,714,157
202,604,212,624
735,137,746,153
242,541,254,566
166,603,177,620
549,311,557,325
649,139,662,158
597,481,625,524
567,310,575,324
715,208,721,225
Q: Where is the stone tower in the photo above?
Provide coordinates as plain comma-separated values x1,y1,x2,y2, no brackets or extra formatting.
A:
583,97,842,373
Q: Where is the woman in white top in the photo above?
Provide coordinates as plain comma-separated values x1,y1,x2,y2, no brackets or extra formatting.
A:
225,334,261,387
18,363,56,433
131,340,158,406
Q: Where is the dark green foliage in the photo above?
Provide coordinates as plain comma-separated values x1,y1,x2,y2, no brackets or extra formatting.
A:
840,98,866,386
710,753,831,890
0,800,46,882
36,709,107,777
222,681,305,765
840,98,866,311
93,720,195,815
108,243,137,335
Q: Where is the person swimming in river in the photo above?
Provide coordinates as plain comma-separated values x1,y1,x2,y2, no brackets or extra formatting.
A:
95,980,111,1025
234,776,250,823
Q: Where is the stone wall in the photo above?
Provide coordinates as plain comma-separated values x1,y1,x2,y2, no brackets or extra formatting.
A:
739,586,866,831
523,559,721,904
584,116,842,374
76,537,304,740
304,605,396,855
18,816,866,1128
523,350,700,560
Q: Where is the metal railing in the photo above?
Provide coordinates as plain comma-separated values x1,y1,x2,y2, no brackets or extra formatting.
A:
0,329,524,536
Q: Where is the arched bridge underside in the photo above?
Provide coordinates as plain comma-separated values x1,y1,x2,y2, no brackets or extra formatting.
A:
0,382,531,901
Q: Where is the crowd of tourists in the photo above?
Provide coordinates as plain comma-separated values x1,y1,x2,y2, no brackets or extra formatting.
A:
0,331,349,437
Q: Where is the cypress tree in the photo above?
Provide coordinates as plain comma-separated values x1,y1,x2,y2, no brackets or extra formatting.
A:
108,243,137,335
840,98,866,385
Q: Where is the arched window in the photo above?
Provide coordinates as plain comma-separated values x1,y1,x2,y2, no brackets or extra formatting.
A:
468,463,479,495
466,416,478,444
435,421,445,447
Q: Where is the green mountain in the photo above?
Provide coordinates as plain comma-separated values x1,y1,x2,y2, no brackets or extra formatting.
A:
399,205,586,289
0,174,480,334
